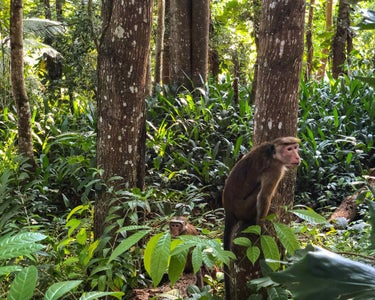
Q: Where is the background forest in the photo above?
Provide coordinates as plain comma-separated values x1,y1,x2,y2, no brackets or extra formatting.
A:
0,0,375,299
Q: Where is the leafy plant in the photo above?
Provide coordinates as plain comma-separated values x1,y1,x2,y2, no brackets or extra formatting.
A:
144,231,234,287
271,245,375,300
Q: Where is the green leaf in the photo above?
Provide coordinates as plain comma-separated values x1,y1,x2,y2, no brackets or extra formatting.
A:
144,232,163,275
233,237,252,247
0,232,46,260
79,291,124,300
191,246,203,274
271,246,375,299
246,246,260,265
273,222,300,255
242,225,261,235
108,229,150,264
168,247,187,285
291,208,327,224
0,265,23,276
44,280,82,300
260,235,280,271
8,266,38,300
150,232,171,287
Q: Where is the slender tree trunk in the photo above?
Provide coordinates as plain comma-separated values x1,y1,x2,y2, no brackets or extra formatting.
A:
10,0,37,170
162,0,171,85
305,0,315,80
95,0,153,238
249,0,261,104
318,0,333,78
154,0,165,86
332,0,351,78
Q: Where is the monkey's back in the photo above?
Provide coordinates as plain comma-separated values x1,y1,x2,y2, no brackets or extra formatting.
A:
222,142,284,222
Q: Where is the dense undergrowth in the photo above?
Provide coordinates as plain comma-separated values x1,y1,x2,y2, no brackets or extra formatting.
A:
0,75,374,298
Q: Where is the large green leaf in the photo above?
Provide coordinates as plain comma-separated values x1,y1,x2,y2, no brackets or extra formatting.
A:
107,229,150,264
144,232,163,275
150,232,171,287
273,222,300,255
168,245,187,285
8,266,38,300
260,235,280,271
271,246,375,300
44,280,82,300
0,232,46,260
291,209,327,224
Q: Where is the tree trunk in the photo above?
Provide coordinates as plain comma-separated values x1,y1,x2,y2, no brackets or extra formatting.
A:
162,0,171,85
95,0,153,238
318,0,333,78
305,0,315,80
227,1,305,298
249,0,261,104
154,0,165,86
10,0,37,170
170,0,209,90
191,0,210,85
332,0,351,78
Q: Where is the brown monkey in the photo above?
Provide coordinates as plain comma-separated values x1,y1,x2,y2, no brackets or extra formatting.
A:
169,216,203,287
222,136,301,299
169,216,198,237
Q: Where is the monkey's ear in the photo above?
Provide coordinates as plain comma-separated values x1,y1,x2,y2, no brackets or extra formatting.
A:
266,144,276,156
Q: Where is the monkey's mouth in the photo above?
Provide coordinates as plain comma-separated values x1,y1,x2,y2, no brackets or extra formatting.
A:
287,163,300,168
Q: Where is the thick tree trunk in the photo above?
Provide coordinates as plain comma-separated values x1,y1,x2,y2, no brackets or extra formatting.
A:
226,1,305,299
170,0,209,90
332,0,351,78
95,0,153,238
10,0,36,170
191,0,210,85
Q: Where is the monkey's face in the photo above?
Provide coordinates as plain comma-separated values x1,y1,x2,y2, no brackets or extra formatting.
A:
276,143,301,168
169,221,185,237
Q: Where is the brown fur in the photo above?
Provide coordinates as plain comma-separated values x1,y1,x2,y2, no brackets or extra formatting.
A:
222,136,301,300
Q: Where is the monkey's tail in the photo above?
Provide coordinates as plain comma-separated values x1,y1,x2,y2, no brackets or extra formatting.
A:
223,212,235,300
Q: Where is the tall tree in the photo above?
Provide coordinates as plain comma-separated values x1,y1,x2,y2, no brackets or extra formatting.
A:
154,0,165,86
305,0,315,80
332,0,352,78
169,0,209,89
10,0,36,170
95,0,153,238
318,0,333,77
227,0,305,298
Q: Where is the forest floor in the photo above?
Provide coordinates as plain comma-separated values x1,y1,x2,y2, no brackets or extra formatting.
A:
131,273,197,300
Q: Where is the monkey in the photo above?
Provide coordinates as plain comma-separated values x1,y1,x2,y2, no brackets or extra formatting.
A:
169,216,198,237
169,216,204,287
222,136,301,299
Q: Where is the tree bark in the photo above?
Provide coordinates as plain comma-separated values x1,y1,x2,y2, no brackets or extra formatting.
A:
95,0,153,238
227,1,305,298
332,0,351,78
10,0,37,170
154,0,165,86
191,0,210,85
305,0,315,80
170,0,209,90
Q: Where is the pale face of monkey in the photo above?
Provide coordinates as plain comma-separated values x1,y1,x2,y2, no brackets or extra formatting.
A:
275,143,301,168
